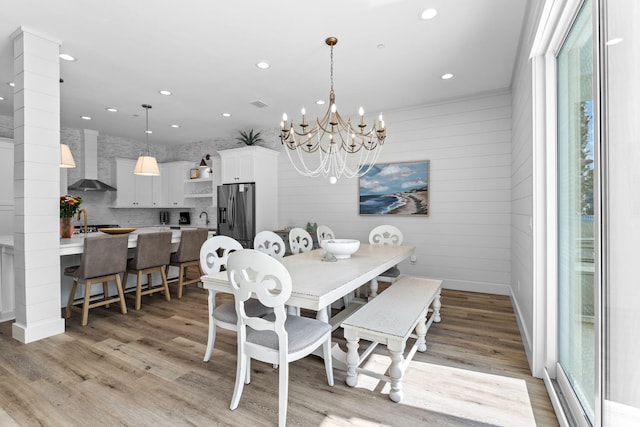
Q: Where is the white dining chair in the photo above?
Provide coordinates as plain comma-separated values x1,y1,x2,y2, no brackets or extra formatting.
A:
288,227,313,254
316,225,335,243
200,235,272,362
227,249,333,427
253,230,286,258
367,225,404,298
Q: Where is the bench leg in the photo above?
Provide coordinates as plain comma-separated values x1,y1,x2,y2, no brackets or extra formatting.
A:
345,335,360,387
416,315,428,352
388,339,406,403
433,289,442,322
369,278,379,299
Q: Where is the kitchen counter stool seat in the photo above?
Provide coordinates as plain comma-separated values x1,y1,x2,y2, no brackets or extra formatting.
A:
167,228,208,298
123,231,172,310
64,234,129,326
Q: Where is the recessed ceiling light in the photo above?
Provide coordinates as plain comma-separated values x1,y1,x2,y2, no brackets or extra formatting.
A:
256,61,270,69
105,107,118,112
420,8,438,20
81,116,92,120
159,90,172,96
7,82,15,87
441,73,454,80
222,113,232,118
171,124,180,128
606,37,623,46
0,96,4,101
145,130,152,134
59,53,76,61
316,100,325,105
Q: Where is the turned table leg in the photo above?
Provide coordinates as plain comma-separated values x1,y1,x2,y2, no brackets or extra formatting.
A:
415,315,428,352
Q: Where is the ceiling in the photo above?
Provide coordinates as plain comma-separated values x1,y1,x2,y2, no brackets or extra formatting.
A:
0,0,528,147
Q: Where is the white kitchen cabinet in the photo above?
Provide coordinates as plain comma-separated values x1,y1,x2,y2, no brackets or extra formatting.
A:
219,146,277,183
113,158,161,207
162,161,191,207
217,146,279,233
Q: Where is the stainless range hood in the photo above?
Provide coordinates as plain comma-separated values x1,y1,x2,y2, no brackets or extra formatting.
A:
68,129,116,192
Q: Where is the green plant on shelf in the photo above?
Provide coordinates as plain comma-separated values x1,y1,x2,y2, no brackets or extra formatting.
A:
236,129,263,146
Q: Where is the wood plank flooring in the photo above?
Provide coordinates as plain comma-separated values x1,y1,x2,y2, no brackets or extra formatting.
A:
0,286,558,426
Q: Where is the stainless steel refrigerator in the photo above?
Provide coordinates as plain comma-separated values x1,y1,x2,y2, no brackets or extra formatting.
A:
217,182,256,248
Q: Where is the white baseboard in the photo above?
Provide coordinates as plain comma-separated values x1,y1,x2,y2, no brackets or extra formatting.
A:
441,278,511,295
12,317,65,343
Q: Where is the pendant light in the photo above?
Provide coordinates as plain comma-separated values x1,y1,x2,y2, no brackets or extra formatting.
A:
60,144,76,168
134,104,160,176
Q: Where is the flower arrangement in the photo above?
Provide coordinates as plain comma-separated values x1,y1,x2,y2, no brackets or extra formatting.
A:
60,194,83,218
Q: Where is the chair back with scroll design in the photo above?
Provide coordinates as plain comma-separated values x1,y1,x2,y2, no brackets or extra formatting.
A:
288,227,313,254
316,225,335,243
253,230,286,258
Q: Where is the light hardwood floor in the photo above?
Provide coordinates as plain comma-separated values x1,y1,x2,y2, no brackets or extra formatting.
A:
0,286,558,426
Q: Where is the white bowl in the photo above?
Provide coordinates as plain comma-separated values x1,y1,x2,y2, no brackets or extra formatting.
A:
321,239,360,259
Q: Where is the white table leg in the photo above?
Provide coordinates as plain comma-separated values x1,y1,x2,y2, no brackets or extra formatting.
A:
388,339,405,403
315,305,329,323
415,315,427,352
345,335,360,387
369,278,379,299
433,289,442,322
203,289,216,362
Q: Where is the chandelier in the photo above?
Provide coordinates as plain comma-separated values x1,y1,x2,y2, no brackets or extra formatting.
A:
279,37,386,184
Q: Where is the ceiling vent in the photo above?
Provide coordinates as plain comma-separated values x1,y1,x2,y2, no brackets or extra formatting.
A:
250,100,269,108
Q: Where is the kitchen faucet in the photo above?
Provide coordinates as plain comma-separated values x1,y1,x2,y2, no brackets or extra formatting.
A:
77,209,88,234
200,211,209,226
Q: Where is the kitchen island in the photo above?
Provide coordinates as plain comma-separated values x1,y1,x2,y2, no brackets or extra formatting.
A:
0,227,212,321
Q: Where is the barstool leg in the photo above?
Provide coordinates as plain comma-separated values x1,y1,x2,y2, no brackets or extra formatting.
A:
161,266,171,301
103,281,110,308
115,274,127,315
81,279,92,326
65,279,78,319
178,265,185,299
136,270,143,310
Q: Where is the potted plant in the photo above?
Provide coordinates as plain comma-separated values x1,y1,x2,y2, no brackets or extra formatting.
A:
236,129,263,146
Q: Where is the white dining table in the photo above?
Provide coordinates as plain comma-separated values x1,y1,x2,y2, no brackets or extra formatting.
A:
201,242,415,322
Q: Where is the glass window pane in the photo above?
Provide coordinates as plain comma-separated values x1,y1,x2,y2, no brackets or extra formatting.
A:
557,0,595,423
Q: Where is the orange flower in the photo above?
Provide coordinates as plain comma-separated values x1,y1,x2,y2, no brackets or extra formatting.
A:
60,194,83,218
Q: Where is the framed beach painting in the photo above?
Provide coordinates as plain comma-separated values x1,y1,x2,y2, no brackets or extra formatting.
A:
358,160,429,216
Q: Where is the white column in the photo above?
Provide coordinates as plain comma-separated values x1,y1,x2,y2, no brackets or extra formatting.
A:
11,27,65,343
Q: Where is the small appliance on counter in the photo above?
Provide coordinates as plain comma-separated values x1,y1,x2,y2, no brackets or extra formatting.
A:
159,211,170,225
179,212,191,225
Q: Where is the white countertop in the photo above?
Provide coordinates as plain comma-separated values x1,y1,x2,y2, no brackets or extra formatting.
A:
0,227,189,256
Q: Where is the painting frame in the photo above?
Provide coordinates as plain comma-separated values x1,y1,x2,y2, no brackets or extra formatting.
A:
358,160,430,216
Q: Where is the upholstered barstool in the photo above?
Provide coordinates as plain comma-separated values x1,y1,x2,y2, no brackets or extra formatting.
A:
168,228,208,298
64,234,129,326
123,231,172,310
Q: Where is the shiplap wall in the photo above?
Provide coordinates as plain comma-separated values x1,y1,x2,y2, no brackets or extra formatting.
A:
509,0,546,369
277,90,513,294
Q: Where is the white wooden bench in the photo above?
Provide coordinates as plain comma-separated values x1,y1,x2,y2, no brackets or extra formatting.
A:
341,275,442,402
